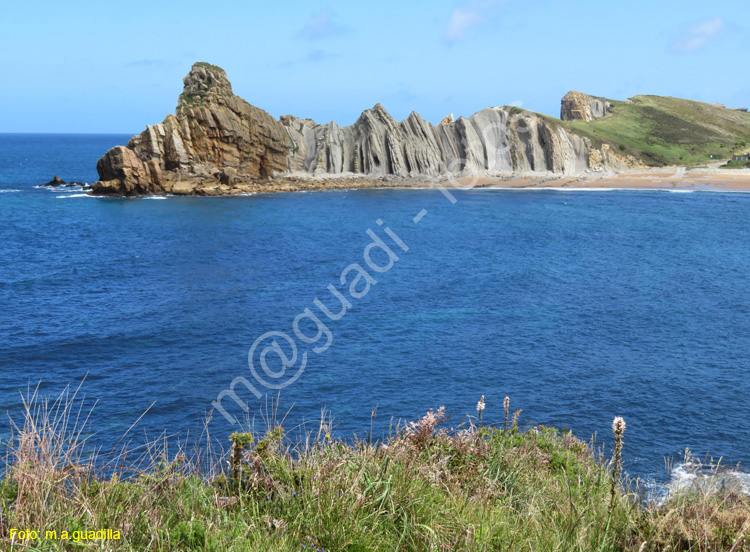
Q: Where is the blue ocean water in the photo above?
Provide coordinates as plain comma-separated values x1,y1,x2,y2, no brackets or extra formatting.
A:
2,133,750,482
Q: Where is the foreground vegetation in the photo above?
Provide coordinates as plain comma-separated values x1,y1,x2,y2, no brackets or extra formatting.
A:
1,389,749,551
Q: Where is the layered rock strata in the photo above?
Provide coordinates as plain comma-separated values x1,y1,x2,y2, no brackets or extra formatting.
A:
93,63,631,196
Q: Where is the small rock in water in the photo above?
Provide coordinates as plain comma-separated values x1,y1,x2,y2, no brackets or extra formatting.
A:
41,175,66,187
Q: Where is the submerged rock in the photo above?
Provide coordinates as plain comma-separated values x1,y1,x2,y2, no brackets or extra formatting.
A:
41,175,66,187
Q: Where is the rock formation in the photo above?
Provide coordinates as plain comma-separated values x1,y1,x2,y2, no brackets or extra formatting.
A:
93,63,633,196
93,63,291,196
560,91,612,122
282,105,599,177
41,175,66,187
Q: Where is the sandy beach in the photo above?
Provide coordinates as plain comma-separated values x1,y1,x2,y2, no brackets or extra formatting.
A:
195,167,750,197
453,167,750,192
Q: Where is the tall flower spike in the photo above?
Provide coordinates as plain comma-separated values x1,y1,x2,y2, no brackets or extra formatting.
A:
612,417,626,437
609,416,626,512
504,396,510,431
477,395,485,427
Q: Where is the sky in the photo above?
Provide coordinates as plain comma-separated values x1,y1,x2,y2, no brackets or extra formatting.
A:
1,0,748,133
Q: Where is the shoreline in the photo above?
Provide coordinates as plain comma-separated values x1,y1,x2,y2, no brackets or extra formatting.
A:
83,168,750,197
451,167,750,192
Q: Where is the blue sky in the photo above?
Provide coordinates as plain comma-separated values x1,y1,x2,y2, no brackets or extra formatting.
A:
1,0,748,133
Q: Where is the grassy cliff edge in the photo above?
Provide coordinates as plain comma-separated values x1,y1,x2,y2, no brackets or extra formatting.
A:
562,95,750,167
1,391,749,551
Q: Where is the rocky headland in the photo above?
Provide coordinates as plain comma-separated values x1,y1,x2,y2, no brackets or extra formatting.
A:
560,90,613,122
92,63,642,196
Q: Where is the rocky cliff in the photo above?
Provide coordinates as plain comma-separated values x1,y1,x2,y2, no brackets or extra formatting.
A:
93,64,632,196
560,91,613,122
282,105,599,177
94,63,291,196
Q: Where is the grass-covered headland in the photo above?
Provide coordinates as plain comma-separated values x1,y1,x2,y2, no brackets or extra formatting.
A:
563,96,750,167
1,388,748,551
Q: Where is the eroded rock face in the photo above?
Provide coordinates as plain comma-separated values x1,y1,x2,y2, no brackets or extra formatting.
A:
94,63,291,196
283,106,598,177
94,64,632,196
560,91,613,122
439,114,455,125
93,146,160,195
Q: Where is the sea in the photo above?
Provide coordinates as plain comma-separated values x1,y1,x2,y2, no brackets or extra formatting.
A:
2,133,750,494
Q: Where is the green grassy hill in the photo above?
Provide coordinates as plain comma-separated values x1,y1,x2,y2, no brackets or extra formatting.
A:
563,95,750,167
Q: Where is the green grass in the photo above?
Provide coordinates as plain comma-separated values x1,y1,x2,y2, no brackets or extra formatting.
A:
193,62,226,75
719,160,750,169
2,390,748,551
177,93,206,112
562,95,750,166
176,63,231,113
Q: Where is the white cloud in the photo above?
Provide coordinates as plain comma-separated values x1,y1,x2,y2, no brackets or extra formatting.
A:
443,0,510,44
444,8,484,43
297,9,345,40
672,17,726,53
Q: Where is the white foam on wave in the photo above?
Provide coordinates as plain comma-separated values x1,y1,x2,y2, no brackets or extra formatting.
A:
490,186,625,192
657,188,750,195
656,462,750,505
0,189,21,193
56,194,91,199
44,186,85,193
697,188,750,194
